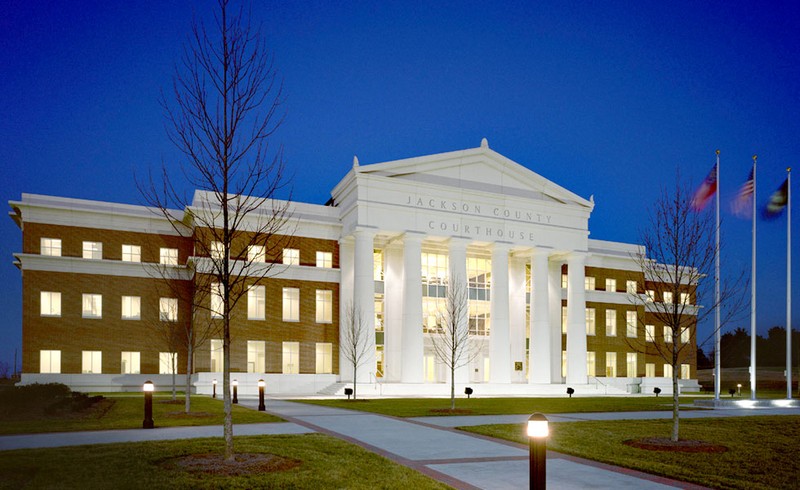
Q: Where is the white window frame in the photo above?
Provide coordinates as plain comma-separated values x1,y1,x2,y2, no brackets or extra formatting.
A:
645,324,655,342
159,297,178,322
681,363,691,380
160,247,178,265
40,350,61,373
159,352,177,375
41,238,62,257
40,291,61,317
316,342,333,374
283,287,300,322
82,293,102,319
605,278,617,292
681,327,690,343
645,363,656,378
121,351,141,374
82,241,102,260
663,363,673,379
210,241,224,260
247,245,266,262
584,276,595,291
247,340,266,373
283,248,300,265
664,326,674,343
626,280,637,294
626,311,637,338
663,291,673,304
121,296,141,320
646,289,655,302
605,309,616,336
585,308,596,335
211,282,223,318
606,352,617,377
561,306,567,334
586,351,596,376
316,251,333,268
316,290,332,323
282,341,300,374
82,350,102,374
561,273,568,289
121,244,141,262
247,285,266,320
210,339,223,372
626,352,637,377
681,292,691,305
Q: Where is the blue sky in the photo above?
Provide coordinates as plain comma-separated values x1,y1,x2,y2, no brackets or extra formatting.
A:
1,0,799,369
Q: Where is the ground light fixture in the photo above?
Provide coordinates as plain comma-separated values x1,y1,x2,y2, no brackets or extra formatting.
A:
212,378,217,399
527,412,548,489
142,380,155,429
258,379,266,411
737,383,742,396
232,379,239,404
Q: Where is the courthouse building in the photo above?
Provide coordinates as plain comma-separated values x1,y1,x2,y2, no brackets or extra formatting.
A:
10,140,699,395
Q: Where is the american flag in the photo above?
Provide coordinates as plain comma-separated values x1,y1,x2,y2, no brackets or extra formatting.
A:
691,164,717,211
732,168,755,218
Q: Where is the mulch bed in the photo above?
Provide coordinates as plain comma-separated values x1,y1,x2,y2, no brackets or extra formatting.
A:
624,438,728,453
163,453,301,476
428,408,473,415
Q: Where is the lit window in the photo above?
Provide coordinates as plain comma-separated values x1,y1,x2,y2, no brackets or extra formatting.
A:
646,363,655,377
81,350,102,374
41,238,61,256
627,352,637,377
468,301,491,336
160,247,178,265
605,278,617,292
605,309,616,336
466,256,490,300
247,340,266,373
283,248,299,265
316,251,333,268
121,351,140,374
424,253,449,286
645,324,655,342
121,296,141,320
664,326,673,343
626,311,637,337
283,287,300,321
561,350,567,377
606,352,617,377
316,290,332,323
663,291,673,304
585,276,595,290
646,290,655,302
663,363,673,379
561,273,568,289
247,285,266,320
626,280,637,294
586,308,596,335
121,244,141,262
159,352,177,374
316,343,333,374
40,291,61,317
211,282,223,318
282,341,300,374
210,241,224,260
680,364,691,380
561,306,567,334
82,293,102,318
374,250,384,280
248,245,266,262
681,292,691,305
210,339,223,372
83,241,102,260
40,350,61,374
587,351,596,376
159,297,178,322
681,327,690,343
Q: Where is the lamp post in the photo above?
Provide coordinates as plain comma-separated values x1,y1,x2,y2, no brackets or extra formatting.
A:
232,379,239,404
212,378,217,399
258,379,266,411
142,380,154,429
737,383,742,396
527,412,548,489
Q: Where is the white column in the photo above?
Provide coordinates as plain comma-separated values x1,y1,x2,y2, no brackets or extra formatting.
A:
566,252,588,384
549,260,563,382
489,243,511,383
401,233,424,383
529,248,551,384
448,238,470,384
509,255,527,383
383,244,404,382
338,238,355,382
353,229,376,383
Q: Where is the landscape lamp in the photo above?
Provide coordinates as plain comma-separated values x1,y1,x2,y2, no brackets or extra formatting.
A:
232,379,239,404
142,380,155,429
212,378,217,399
258,379,266,411
527,412,548,489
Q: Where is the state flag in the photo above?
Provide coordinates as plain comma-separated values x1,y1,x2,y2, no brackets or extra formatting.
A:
691,164,717,211
763,178,789,219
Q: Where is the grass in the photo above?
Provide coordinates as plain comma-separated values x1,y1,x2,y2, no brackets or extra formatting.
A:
295,395,703,417
461,416,800,489
0,434,452,490
0,394,282,435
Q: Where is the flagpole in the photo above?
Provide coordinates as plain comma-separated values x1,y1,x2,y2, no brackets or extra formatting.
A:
750,155,758,400
714,150,721,400
787,167,792,399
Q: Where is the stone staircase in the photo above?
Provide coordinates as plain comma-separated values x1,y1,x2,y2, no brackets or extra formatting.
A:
317,382,348,396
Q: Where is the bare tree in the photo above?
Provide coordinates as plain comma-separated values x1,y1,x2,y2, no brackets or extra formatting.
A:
628,176,745,442
430,274,479,410
340,301,372,400
138,0,290,461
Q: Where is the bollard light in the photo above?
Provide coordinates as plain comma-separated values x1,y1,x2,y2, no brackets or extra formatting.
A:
258,379,266,411
212,378,217,398
737,383,742,396
142,380,155,429
527,412,548,489
232,379,239,404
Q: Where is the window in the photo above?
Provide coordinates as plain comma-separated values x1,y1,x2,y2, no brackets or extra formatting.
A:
121,244,141,262
40,291,61,317
646,290,655,302
41,238,61,256
468,301,491,336
586,308,596,335
626,311,637,337
159,298,178,322
121,351,140,374
605,278,617,292
316,251,333,268
681,364,691,380
663,291,673,304
645,363,655,378
247,285,266,320
561,350,567,378
663,363,673,379
561,306,568,334
316,290,332,323
626,280,637,294
210,241,224,260
374,250,384,280
283,248,299,265
681,292,691,305
83,241,102,260
282,341,300,374
424,253,449,287
247,340,266,373
247,245,266,262
82,293,102,318
211,283,223,318
160,352,177,374
645,324,655,342
316,343,333,374
283,288,300,321
605,309,616,336
121,296,141,320
587,351,596,376
561,273,568,289
585,276,595,290
606,352,617,377
681,327,690,343
664,326,673,343
210,339,223,372
627,352,637,377
466,256,490,300
40,350,61,373
160,247,178,265
82,351,102,374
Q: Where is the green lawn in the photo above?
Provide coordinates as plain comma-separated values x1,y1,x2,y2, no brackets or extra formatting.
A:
461,416,800,489
296,396,703,417
0,394,282,435
0,434,451,490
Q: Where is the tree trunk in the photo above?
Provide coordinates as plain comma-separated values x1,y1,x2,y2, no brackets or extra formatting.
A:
223,317,234,461
450,363,456,410
171,356,177,400
672,364,680,442
185,342,193,414
353,364,358,400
